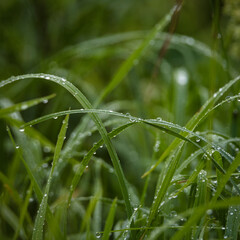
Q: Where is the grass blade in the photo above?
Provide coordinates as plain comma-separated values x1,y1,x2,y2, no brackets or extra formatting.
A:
102,198,117,240
0,94,55,117
97,6,175,104
32,115,69,240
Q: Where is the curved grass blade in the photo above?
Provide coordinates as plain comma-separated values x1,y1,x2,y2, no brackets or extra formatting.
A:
143,75,240,177
102,198,117,240
0,73,133,219
32,115,69,240
0,94,55,117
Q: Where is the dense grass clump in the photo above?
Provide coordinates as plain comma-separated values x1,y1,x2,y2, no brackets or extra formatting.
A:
1,1,240,239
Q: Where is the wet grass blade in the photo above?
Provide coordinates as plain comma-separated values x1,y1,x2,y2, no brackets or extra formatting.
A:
225,204,240,240
102,198,117,240
0,94,55,117
147,143,184,226
32,115,69,240
0,73,133,219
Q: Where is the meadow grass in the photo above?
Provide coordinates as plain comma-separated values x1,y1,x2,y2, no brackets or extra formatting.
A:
1,2,240,240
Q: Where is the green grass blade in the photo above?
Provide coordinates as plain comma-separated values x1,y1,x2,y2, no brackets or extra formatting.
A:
102,197,117,240
0,94,55,117
225,204,240,240
97,6,175,104
147,143,184,226
213,150,224,186
212,152,240,202
174,160,205,197
80,190,102,233
0,73,133,219
32,115,69,240
6,127,64,239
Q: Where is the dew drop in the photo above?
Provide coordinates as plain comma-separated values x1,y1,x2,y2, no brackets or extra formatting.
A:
96,232,102,238
19,128,25,132
43,146,51,153
21,104,28,110
43,99,48,104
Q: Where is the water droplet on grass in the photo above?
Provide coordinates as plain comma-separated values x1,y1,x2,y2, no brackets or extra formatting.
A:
43,146,51,153
96,232,102,238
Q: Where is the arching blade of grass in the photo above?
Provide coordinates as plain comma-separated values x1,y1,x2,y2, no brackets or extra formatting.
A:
143,75,240,177
6,127,64,240
0,74,133,219
102,198,117,240
0,94,55,117
96,6,176,104
32,115,69,240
